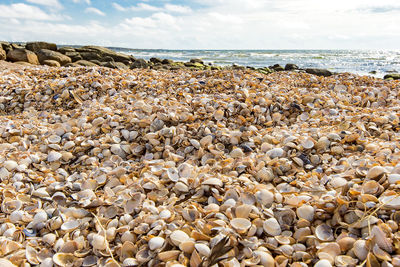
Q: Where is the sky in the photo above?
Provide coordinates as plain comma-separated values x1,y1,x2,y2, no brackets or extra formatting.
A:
0,0,399,49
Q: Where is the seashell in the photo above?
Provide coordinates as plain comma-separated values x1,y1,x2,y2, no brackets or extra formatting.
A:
371,225,392,253
43,233,57,245
235,204,252,218
26,245,39,265
91,234,107,250
315,224,334,241
334,255,358,266
9,210,24,223
353,240,368,261
263,218,281,236
136,247,151,263
190,249,202,267
158,250,180,262
388,173,400,184
337,236,355,252
230,148,244,158
301,138,314,149
214,109,224,120
83,255,99,266
266,147,284,159
33,210,48,224
230,218,251,234
149,236,165,250
366,166,386,180
120,241,135,261
47,151,62,162
2,200,22,214
179,240,195,254
255,189,274,206
202,177,223,187
61,220,80,232
122,258,138,267
53,253,77,267
254,250,275,267
194,243,211,257
296,205,314,222
4,160,18,171
0,259,16,267
256,167,274,182
170,230,190,246
159,209,172,220
314,259,332,267
167,167,179,182
48,135,61,143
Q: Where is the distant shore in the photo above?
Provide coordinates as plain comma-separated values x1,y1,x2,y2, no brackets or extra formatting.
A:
1,41,399,80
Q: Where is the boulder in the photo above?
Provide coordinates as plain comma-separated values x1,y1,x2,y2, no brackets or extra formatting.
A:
65,52,82,62
14,61,32,66
64,63,80,67
11,43,24,49
79,51,102,61
102,56,115,62
78,46,132,64
36,49,71,66
6,49,39,64
0,47,5,61
384,73,400,80
150,57,162,64
184,62,204,69
190,58,204,65
26,41,57,52
270,64,284,71
115,62,128,69
0,42,12,53
306,68,332,77
130,58,149,69
89,60,101,65
285,63,299,71
75,60,98,67
162,59,174,64
58,47,76,54
43,60,61,67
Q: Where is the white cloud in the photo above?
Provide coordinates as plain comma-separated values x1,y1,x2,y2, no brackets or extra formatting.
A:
26,0,63,9
113,3,192,13
72,0,90,5
85,7,105,16
0,3,62,20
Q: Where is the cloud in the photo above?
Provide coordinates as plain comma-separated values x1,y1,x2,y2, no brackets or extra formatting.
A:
113,3,192,13
26,0,63,9
0,3,61,20
85,7,105,16
72,0,90,5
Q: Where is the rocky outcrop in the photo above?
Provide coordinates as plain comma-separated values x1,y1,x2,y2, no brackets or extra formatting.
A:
26,41,57,52
384,73,400,80
77,46,133,64
0,47,6,61
270,64,284,71
285,63,299,71
0,42,12,53
36,49,71,66
6,49,39,65
150,57,162,64
58,47,75,54
190,58,204,64
130,59,149,69
306,68,332,77
74,60,98,67
65,52,82,62
43,60,61,67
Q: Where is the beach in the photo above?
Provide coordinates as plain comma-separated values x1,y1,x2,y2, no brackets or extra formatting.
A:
1,59,400,266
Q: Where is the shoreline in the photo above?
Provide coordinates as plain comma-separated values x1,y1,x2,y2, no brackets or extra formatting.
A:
1,41,399,80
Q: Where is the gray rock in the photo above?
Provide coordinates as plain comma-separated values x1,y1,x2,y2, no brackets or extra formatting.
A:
78,46,132,64
285,63,299,71
89,60,101,65
7,49,39,64
0,42,12,53
162,59,174,64
150,57,162,64
79,51,102,61
58,47,76,54
306,68,332,77
75,60,98,67
270,64,284,71
36,49,71,66
190,58,204,64
0,47,5,60
65,52,82,62
130,58,149,69
26,41,57,52
43,60,60,67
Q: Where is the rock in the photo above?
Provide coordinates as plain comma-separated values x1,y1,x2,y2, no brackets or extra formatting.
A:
65,52,82,62
184,62,204,69
101,56,115,62
36,49,71,66
270,64,284,71
384,73,400,80
14,61,32,66
11,43,24,49
0,47,5,61
162,59,174,64
26,41,57,52
77,46,132,64
115,62,128,69
58,47,76,54
305,68,332,77
89,60,101,65
79,51,102,61
258,67,272,75
43,60,61,67
74,60,98,67
130,59,149,69
285,63,299,70
190,58,204,64
0,41,12,53
6,49,39,64
64,63,80,67
150,57,162,64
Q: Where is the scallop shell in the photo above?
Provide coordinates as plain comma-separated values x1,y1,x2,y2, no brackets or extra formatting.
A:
230,218,251,234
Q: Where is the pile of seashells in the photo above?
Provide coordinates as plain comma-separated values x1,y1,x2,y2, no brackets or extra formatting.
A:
1,64,400,267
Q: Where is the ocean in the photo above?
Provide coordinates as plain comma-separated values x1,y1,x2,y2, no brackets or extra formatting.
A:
111,48,400,78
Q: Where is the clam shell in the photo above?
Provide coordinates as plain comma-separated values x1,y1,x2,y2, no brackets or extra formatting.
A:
148,236,165,250
170,230,190,246
230,218,251,234
263,218,281,236
315,224,334,241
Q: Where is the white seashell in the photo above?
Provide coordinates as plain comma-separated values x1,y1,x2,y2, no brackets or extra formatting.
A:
4,160,18,171
263,218,281,236
388,174,400,184
235,204,252,218
296,205,314,222
254,250,275,267
167,168,179,182
9,210,24,223
256,167,274,182
33,210,48,224
48,135,61,144
91,234,107,250
61,220,80,232
314,259,332,267
266,148,284,159
255,189,274,206
230,148,244,158
202,178,223,187
175,182,189,192
43,233,57,245
231,218,251,234
353,240,368,261
366,166,386,179
47,151,62,162
159,209,172,220
301,138,314,149
195,243,211,257
148,236,165,250
179,240,195,254
170,230,190,246
315,224,334,241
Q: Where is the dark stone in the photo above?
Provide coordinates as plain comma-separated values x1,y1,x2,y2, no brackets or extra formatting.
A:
58,47,76,54
75,60,98,67
0,47,5,61
115,62,128,69
130,58,149,69
102,56,115,62
285,63,299,71
190,58,204,64
26,41,57,52
384,73,400,80
162,59,173,64
0,42,12,53
65,52,82,62
150,57,162,64
11,43,23,49
305,68,332,77
270,64,284,71
6,48,39,64
64,62,80,67
89,60,101,65
80,51,102,61
184,62,204,69
36,49,71,66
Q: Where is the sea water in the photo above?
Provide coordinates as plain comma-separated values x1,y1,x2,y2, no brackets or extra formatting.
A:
112,48,400,78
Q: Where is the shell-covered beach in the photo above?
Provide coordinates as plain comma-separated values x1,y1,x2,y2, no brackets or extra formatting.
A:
1,63,400,267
